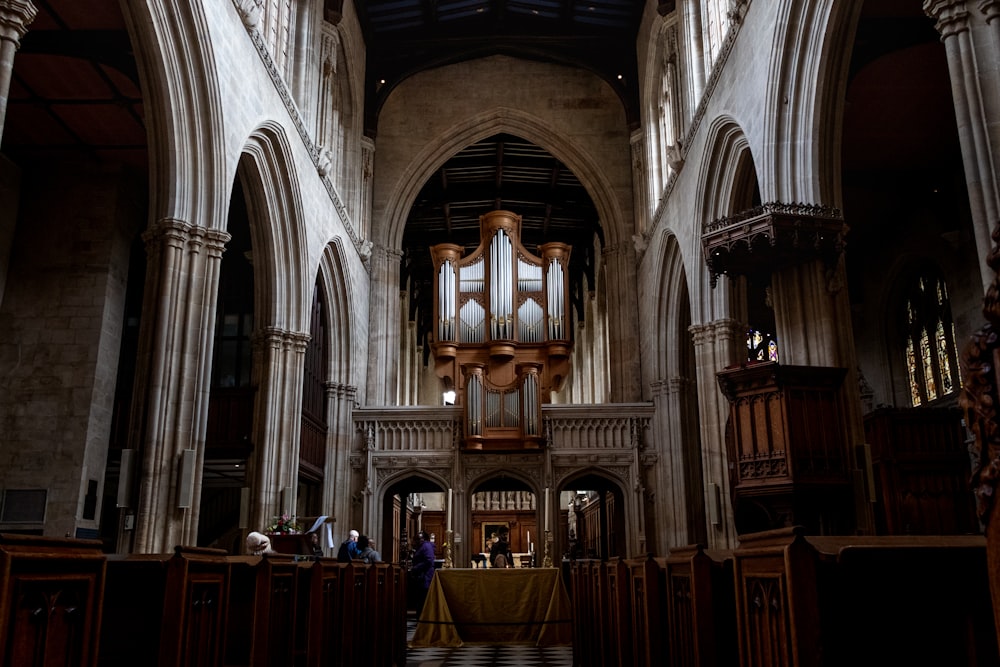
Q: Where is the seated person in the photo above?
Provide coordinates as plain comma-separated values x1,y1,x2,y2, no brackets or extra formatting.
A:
489,530,513,568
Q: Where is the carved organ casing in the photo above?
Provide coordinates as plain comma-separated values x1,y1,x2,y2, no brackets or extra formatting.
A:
430,210,572,450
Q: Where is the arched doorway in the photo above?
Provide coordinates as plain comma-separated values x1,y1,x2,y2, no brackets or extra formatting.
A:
559,473,626,561
469,475,539,568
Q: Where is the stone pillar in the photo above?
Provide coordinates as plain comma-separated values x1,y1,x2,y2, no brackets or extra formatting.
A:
630,129,650,230
323,382,356,540
248,327,309,531
684,0,706,108
366,244,402,404
602,243,642,403
360,137,375,240
650,376,704,551
132,219,230,553
924,0,1000,291
771,257,873,533
770,259,839,367
690,318,743,549
0,0,36,144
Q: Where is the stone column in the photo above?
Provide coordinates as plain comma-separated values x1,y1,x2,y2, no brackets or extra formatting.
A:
132,219,230,553
248,327,309,531
366,244,403,404
323,382,357,539
602,243,642,402
684,0,706,108
924,0,1000,291
650,376,704,551
771,257,873,533
0,0,36,144
689,318,743,549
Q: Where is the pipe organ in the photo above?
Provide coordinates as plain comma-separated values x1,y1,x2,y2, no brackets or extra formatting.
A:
430,210,572,450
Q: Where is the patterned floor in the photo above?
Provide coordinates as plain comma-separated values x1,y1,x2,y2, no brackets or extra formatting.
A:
406,617,573,667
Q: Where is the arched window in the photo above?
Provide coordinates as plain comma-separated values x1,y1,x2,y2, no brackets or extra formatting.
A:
901,269,960,406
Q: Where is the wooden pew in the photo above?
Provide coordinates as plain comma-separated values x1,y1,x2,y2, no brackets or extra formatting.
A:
733,527,999,667
660,545,736,667
569,559,598,667
99,545,231,667
603,557,633,667
0,533,107,667
624,555,665,667
224,552,306,666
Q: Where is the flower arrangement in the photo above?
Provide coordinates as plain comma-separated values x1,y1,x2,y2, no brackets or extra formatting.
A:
266,514,302,534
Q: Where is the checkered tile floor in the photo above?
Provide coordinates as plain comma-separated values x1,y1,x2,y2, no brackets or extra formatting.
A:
406,617,573,667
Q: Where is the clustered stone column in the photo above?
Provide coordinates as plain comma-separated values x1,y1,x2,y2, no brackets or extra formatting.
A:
132,219,230,554
927,0,1000,643
689,318,743,550
248,327,310,532
0,0,36,144
924,0,1000,291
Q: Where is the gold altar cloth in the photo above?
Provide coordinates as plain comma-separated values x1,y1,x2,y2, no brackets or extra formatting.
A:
409,567,572,647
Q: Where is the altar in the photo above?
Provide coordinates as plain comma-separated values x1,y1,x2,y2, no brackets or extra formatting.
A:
409,568,572,647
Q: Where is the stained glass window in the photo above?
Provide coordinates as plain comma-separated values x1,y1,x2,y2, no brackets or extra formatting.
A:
747,328,778,363
902,268,960,406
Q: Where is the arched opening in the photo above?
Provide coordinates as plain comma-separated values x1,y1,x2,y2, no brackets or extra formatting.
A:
198,178,255,551
559,473,626,561
469,475,539,568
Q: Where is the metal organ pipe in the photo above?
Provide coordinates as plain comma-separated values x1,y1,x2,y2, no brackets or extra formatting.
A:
438,260,456,341
547,260,564,340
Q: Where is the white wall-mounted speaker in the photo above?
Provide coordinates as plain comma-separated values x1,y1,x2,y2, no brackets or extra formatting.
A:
177,449,196,508
117,449,135,508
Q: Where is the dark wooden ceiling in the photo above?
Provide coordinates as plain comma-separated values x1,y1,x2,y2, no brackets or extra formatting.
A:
355,0,646,137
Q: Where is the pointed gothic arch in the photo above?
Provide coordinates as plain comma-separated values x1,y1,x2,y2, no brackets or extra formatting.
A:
238,122,311,332
382,107,627,251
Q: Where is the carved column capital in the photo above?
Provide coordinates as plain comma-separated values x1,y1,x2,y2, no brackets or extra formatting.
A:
924,0,971,38
0,0,36,44
979,0,1000,21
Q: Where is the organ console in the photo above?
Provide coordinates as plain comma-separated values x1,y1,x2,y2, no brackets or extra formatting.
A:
430,210,572,450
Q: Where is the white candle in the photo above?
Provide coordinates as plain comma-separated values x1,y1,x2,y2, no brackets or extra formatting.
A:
447,488,453,532
544,487,550,532
527,530,530,546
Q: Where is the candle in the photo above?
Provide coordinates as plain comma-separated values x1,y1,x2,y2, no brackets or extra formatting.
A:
447,488,453,532
544,487,550,532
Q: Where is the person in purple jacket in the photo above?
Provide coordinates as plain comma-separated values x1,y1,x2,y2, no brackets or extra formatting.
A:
410,530,437,613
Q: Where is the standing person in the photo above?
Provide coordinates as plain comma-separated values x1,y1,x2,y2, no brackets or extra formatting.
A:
357,535,381,563
489,529,513,568
410,530,436,614
337,529,360,561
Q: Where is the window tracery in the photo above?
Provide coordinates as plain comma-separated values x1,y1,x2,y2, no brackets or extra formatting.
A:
902,270,960,406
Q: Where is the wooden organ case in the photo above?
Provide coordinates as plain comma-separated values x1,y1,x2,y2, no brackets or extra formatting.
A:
430,210,572,451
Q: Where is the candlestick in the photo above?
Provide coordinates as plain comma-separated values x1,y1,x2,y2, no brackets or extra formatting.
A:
544,487,550,532
447,488,453,532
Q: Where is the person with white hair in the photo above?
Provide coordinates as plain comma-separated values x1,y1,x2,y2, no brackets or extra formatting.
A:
336,529,360,561
246,531,274,555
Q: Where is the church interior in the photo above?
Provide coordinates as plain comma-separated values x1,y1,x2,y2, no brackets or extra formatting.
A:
0,0,998,665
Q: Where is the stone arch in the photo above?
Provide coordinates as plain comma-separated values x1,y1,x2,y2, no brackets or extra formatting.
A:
382,108,627,250
556,467,630,559
650,232,691,382
317,239,357,385
120,0,228,231
763,0,862,204
238,122,311,332
691,115,757,324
